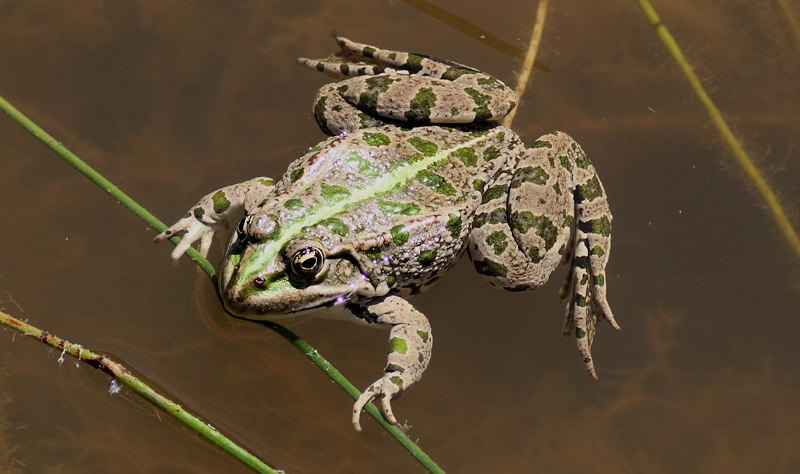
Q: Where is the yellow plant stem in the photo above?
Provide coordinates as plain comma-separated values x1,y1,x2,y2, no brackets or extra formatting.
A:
504,0,549,128
635,0,800,261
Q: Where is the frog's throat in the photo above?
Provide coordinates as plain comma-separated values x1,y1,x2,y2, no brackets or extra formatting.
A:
233,128,502,288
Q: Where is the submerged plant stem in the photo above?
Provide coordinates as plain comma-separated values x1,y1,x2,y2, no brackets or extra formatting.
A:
634,0,800,262
503,0,549,129
0,92,445,473
0,310,278,474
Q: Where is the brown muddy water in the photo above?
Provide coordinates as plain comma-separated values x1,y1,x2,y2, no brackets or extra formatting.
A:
1,1,799,473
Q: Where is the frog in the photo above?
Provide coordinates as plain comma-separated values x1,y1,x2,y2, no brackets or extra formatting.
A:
154,32,619,431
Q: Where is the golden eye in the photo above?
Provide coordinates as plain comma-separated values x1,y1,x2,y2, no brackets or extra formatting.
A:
290,247,325,280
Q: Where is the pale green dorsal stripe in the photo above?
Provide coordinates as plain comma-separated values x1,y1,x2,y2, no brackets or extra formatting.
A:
239,129,500,286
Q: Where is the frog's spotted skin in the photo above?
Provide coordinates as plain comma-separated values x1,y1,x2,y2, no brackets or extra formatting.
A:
155,33,618,431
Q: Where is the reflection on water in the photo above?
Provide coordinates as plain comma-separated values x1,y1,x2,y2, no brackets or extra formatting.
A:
1,0,799,473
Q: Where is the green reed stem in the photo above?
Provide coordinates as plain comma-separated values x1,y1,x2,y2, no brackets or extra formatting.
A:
503,0,549,128
0,310,279,474
634,0,800,262
0,92,444,473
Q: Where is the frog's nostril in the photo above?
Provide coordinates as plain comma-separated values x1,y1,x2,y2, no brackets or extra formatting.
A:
253,276,266,288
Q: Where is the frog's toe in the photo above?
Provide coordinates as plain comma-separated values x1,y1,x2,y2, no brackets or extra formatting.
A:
352,377,401,431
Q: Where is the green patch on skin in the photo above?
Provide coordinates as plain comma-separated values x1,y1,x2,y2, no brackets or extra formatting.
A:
559,155,572,171
585,215,611,237
313,96,330,134
291,167,304,183
486,231,508,255
442,67,477,80
417,250,437,267
497,131,505,141
387,274,397,287
595,275,605,286
365,247,382,261
345,152,382,178
471,130,490,137
580,274,589,285
283,199,304,211
563,215,574,228
337,85,349,94
416,170,456,196
388,337,408,354
211,190,231,214
583,357,592,364
532,140,552,148
315,62,324,72
362,46,376,58
483,146,501,161
508,100,516,111
418,353,425,362
474,258,508,277
407,137,438,156
321,183,351,202
378,199,421,216
477,77,498,85
464,87,492,121
358,113,378,128
577,176,603,201
590,245,605,257
339,64,349,75
366,75,396,92
473,178,486,191
416,330,430,343
358,92,378,112
390,376,405,389
405,53,426,72
512,166,549,188
576,328,586,339
558,244,566,255
259,178,274,187
452,147,477,167
450,107,459,116
193,207,205,219
404,87,436,122
548,156,555,167
446,213,462,239
511,212,558,251
481,184,508,204
388,52,397,60
553,183,562,195
473,207,507,228
318,217,349,237
333,105,342,112
386,363,405,373
362,132,391,147
575,150,590,169
391,225,409,246
575,294,587,307
528,245,542,263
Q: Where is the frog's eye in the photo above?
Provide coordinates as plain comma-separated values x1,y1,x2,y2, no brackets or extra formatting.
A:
237,215,253,243
290,247,325,280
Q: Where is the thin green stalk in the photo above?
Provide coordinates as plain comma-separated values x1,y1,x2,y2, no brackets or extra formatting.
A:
634,0,800,262
503,0,549,129
0,92,444,473
0,310,278,474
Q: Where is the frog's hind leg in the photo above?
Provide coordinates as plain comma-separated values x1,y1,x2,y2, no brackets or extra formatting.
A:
558,133,619,378
298,31,480,80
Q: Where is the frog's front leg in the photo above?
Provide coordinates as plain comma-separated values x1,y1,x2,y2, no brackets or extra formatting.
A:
153,177,275,264
347,296,432,431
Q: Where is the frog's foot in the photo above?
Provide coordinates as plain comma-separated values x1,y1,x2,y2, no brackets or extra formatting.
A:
154,216,217,265
153,177,275,265
298,31,477,80
348,296,432,431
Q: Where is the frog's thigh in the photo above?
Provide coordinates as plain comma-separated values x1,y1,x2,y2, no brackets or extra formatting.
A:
312,83,386,136
470,144,573,290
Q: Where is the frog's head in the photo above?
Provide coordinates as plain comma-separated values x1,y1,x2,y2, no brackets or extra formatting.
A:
218,212,368,319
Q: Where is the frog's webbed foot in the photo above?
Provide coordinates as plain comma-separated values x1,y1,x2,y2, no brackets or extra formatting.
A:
153,177,275,265
558,134,619,378
347,296,432,431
